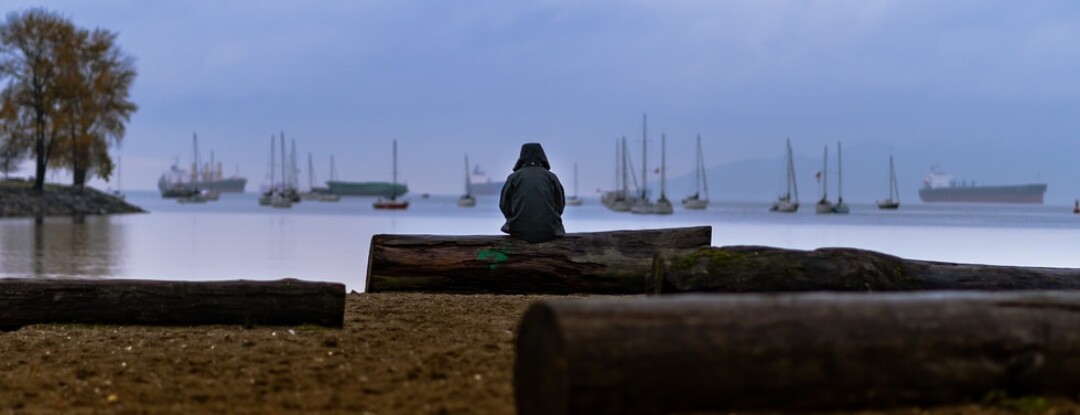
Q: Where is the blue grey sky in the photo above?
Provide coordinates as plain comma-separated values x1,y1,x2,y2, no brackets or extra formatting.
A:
8,1,1080,202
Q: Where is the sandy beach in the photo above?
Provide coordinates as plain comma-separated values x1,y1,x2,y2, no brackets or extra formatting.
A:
0,293,1076,414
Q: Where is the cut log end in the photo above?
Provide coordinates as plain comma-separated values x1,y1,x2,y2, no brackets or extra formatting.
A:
514,302,568,415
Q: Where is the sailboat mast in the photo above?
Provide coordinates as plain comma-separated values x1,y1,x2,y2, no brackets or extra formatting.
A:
660,133,666,199
290,139,298,192
787,139,798,202
266,135,272,192
465,154,471,195
191,133,200,185
308,152,315,190
641,114,648,200
699,135,708,197
837,141,843,202
392,139,398,199
822,145,828,200
614,139,619,193
694,135,700,195
621,136,628,196
890,155,899,202
279,132,287,193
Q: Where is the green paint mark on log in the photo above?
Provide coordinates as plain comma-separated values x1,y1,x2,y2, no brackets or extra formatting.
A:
477,249,509,270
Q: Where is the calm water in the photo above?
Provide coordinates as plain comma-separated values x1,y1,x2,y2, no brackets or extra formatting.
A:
2,190,1080,292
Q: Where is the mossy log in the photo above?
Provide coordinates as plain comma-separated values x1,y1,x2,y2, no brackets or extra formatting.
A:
0,278,345,329
366,226,711,294
654,245,1080,293
515,292,1080,414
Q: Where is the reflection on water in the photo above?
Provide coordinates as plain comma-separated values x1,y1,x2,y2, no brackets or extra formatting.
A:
0,215,124,278
3,191,1080,292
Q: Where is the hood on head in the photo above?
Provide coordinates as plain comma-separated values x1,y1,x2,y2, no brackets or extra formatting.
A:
513,143,550,171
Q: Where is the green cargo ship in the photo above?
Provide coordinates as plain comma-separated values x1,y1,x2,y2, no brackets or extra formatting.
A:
325,180,408,198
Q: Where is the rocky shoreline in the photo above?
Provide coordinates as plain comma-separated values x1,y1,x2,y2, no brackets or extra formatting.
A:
0,180,145,217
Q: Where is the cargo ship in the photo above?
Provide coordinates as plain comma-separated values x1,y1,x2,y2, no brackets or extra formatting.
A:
325,180,408,198
918,168,1046,204
468,165,504,195
158,162,247,198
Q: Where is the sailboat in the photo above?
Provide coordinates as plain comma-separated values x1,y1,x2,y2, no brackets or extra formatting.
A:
654,134,673,214
373,140,409,210
566,162,583,206
604,136,632,212
682,134,709,210
258,135,274,206
458,154,477,207
877,155,900,210
814,145,834,214
770,138,799,212
632,131,673,215
832,141,850,214
270,132,293,208
178,133,210,204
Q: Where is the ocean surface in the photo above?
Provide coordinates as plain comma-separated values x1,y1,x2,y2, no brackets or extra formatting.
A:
2,190,1080,292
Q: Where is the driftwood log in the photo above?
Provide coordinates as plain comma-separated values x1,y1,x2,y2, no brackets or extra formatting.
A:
514,292,1080,414
0,278,345,329
654,245,1080,293
366,226,711,294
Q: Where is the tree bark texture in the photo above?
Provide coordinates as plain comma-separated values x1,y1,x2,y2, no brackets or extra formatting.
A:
366,226,711,294
655,245,1080,293
514,292,1080,414
0,278,345,329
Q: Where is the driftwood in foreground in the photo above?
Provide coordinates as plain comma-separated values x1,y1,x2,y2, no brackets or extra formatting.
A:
515,292,1080,414
366,226,711,294
0,278,345,329
654,245,1080,293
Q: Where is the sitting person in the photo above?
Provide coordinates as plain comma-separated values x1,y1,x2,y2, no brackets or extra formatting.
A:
499,143,566,243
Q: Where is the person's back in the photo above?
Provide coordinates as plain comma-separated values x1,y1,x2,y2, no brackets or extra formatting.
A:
500,143,565,243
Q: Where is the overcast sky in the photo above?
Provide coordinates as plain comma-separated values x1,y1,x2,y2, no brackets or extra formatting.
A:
6,1,1080,200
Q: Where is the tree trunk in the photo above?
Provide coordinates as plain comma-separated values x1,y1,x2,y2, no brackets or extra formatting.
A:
366,226,711,294
654,245,1080,293
0,278,345,330
515,292,1080,414
72,165,87,188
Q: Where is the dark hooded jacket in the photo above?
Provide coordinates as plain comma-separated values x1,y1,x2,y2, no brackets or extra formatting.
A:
500,143,566,243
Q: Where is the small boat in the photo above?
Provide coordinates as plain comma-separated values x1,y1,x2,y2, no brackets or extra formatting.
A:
1074,200,1079,214
770,138,799,213
682,134,709,210
458,155,477,208
373,140,409,210
178,190,210,204
877,155,901,210
566,162,583,206
815,145,834,214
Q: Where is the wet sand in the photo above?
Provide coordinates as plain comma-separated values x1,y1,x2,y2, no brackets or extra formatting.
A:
0,293,1075,414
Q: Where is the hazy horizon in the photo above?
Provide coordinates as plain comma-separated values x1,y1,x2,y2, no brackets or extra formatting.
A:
6,1,1080,203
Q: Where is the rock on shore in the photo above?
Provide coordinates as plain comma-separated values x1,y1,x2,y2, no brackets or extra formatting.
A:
0,180,145,217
